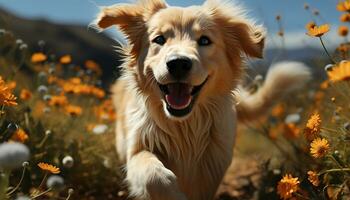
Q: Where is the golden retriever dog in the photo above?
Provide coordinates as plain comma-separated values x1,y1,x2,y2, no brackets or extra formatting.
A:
93,0,310,199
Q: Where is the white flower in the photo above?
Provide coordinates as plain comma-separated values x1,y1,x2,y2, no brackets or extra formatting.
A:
46,175,65,191
62,155,74,168
15,196,30,200
37,85,48,94
285,113,301,124
92,124,108,135
0,142,30,170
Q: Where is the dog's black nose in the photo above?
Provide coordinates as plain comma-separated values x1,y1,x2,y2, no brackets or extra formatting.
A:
166,56,192,80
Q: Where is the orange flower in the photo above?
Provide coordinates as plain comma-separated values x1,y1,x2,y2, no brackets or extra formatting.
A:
337,43,350,54
20,89,32,100
284,123,300,139
37,162,60,174
337,0,350,12
7,81,16,91
48,95,68,107
307,171,320,186
271,104,284,117
277,174,300,200
11,128,29,143
319,81,328,89
305,113,321,141
340,13,350,22
31,53,47,63
69,77,81,85
327,60,350,82
65,105,82,116
91,87,105,99
85,60,102,74
60,55,72,64
0,77,17,106
310,138,330,158
338,26,349,36
94,99,116,121
307,24,330,37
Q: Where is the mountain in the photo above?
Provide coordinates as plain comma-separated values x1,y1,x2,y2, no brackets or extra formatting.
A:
0,8,326,87
0,7,121,88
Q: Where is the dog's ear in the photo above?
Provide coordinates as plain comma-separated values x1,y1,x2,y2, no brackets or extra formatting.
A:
223,21,265,58
204,0,265,58
94,0,167,56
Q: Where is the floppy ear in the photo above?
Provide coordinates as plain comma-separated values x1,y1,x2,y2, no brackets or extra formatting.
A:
94,0,167,56
204,0,265,58
223,20,265,58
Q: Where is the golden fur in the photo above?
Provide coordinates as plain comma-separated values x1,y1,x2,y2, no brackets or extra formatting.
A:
94,0,311,199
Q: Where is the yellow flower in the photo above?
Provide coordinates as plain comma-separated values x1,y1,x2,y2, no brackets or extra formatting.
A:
310,138,330,158
65,105,82,116
306,24,330,37
340,13,350,22
337,0,350,12
304,113,321,141
60,55,72,64
0,77,17,106
38,162,60,174
305,21,316,30
48,95,68,107
20,89,32,100
11,129,29,143
31,53,47,63
277,174,300,200
307,171,320,186
338,26,349,37
327,60,350,82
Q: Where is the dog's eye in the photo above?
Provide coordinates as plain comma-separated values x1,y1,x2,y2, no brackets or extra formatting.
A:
197,36,212,46
152,35,166,45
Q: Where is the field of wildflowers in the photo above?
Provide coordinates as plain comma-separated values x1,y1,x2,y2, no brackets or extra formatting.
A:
1,0,350,200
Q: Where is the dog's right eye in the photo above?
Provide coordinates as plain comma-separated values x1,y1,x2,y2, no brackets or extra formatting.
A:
152,35,166,45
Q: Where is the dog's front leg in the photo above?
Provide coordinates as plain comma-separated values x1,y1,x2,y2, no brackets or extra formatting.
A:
126,151,187,200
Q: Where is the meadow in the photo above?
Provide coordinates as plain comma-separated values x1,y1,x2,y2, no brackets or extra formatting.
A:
1,1,350,200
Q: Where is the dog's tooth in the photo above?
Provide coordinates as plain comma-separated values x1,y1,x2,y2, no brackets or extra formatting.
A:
188,86,194,93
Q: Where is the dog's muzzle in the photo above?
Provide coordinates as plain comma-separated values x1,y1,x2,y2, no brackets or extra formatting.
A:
158,78,207,117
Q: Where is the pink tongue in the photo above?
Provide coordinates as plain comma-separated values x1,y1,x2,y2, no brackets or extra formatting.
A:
165,83,192,109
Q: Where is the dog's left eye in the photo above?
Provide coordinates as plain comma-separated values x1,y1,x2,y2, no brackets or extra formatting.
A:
197,36,212,46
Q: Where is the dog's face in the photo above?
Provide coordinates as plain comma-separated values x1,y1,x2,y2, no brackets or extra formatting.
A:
95,0,265,120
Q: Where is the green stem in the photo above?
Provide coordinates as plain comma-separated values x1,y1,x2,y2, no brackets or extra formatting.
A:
329,155,344,169
38,172,48,189
294,192,310,200
7,166,26,196
0,171,10,200
30,188,51,199
319,37,336,64
318,168,350,176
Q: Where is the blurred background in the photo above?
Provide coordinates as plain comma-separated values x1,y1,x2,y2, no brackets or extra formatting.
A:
0,0,339,86
1,1,349,200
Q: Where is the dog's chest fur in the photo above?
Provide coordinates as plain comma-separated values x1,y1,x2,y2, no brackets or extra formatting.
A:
118,85,237,199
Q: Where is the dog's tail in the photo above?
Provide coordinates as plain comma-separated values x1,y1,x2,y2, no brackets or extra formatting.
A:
235,61,311,122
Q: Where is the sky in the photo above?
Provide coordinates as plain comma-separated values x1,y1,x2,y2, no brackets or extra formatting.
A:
0,0,342,49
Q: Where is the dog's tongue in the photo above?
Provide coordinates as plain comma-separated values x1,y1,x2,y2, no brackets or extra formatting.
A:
165,83,192,109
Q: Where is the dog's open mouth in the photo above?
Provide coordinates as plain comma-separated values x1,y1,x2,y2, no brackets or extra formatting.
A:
158,79,207,117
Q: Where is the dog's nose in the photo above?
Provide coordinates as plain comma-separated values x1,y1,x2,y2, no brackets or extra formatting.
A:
166,56,192,80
